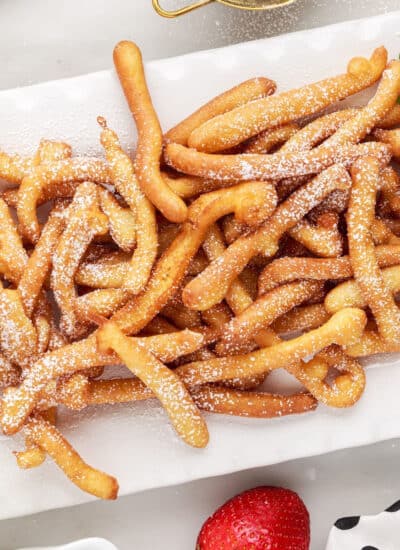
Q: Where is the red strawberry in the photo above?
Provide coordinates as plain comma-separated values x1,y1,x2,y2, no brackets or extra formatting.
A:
196,486,310,550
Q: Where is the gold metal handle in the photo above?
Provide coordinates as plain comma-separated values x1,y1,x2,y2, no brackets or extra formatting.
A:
152,0,214,17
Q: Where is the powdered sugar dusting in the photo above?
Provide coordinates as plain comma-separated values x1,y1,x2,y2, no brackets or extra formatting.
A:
1,37,400,502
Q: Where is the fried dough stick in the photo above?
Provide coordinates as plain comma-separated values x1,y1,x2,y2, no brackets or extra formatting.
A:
0,287,37,369
0,152,34,184
98,187,136,252
113,40,187,223
97,322,209,448
98,118,157,294
57,374,317,419
190,387,317,418
18,416,119,500
51,182,108,339
347,329,400,356
258,245,400,294
280,110,357,153
165,140,389,183
347,157,400,344
17,158,111,243
19,203,67,317
188,46,387,152
288,213,343,258
216,281,322,355
75,250,130,289
222,206,343,259
0,197,28,284
0,136,71,184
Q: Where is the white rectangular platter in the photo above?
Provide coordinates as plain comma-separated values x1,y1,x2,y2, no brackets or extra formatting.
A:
1,10,400,521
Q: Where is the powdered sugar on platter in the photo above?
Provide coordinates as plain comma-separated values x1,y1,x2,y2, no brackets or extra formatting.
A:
1,10,400,521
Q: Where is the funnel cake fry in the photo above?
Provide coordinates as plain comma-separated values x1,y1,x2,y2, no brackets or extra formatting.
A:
165,141,390,183
216,281,322,355
51,183,108,339
348,157,400,344
97,322,209,448
99,187,136,252
19,203,67,317
113,41,187,223
259,245,400,294
98,118,158,294
17,158,111,243
22,416,119,499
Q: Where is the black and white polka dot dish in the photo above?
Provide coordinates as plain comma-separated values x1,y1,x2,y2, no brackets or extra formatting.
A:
326,500,400,549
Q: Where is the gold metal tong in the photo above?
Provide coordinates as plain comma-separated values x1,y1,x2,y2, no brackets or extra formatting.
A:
153,0,296,18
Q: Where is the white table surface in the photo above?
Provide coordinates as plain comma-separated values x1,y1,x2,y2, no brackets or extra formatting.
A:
1,1,400,549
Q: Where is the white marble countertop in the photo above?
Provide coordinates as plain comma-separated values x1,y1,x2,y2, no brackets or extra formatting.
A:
1,440,400,550
1,1,399,549
1,0,400,89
